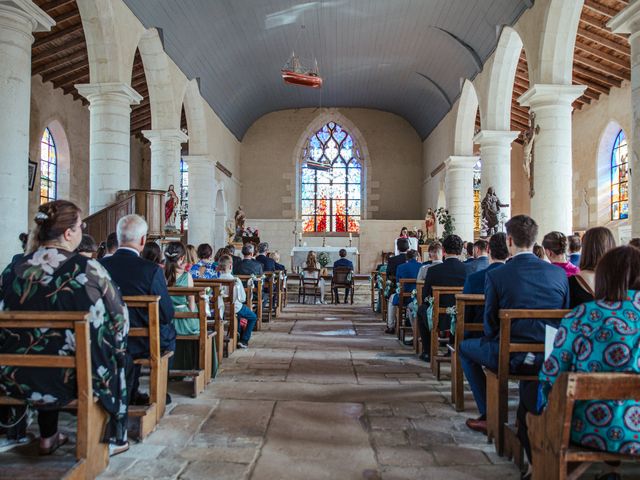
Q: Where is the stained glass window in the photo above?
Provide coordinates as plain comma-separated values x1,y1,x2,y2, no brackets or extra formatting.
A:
473,159,481,232
179,158,189,231
40,128,57,205
301,122,362,233
611,130,629,220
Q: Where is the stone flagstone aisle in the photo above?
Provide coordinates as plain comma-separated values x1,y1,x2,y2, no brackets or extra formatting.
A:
99,304,520,480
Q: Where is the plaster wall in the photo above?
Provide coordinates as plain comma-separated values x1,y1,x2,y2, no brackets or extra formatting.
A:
240,108,423,221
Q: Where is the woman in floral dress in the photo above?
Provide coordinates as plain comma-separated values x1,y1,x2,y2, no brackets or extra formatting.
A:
0,200,130,455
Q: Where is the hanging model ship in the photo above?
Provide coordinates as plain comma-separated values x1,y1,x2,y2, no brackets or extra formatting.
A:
281,52,323,89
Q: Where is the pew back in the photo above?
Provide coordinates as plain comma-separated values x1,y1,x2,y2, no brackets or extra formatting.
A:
430,286,464,378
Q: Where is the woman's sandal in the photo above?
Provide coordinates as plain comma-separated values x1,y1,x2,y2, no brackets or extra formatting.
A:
109,441,130,457
38,432,68,455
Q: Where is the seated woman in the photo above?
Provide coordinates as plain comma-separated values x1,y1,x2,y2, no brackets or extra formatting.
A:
268,251,286,272
568,227,615,308
184,244,198,272
75,233,97,258
542,231,580,277
0,200,129,456
518,246,640,479
303,251,326,304
141,240,163,266
190,243,218,280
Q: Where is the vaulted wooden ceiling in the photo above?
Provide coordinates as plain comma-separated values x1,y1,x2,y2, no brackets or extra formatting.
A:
31,0,631,146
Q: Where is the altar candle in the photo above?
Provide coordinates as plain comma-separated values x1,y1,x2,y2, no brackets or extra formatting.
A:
298,232,302,241
349,232,352,241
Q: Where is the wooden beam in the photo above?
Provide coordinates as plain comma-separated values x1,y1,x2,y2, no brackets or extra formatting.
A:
573,63,622,87
33,23,83,49
131,119,151,132
52,66,90,89
574,75,611,94
51,9,80,24
577,26,630,56
575,40,630,70
579,17,629,42
32,48,86,75
37,0,76,13
583,0,619,18
580,86,601,101
32,36,85,64
43,62,88,84
511,109,530,124
574,52,630,80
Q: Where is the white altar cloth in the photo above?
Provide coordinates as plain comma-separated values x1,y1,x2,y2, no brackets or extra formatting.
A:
291,246,359,271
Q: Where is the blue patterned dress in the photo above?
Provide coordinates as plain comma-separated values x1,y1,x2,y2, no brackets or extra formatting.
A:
190,260,218,280
539,290,640,455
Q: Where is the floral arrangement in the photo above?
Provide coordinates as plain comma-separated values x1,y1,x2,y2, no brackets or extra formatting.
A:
446,305,458,334
241,227,260,237
435,207,455,241
317,252,330,268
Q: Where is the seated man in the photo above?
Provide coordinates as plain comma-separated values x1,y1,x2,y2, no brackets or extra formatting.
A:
389,250,422,334
217,255,258,348
465,239,490,275
415,235,468,361
256,242,276,272
384,238,409,334
459,215,569,434
226,244,242,273
100,214,176,404
464,242,474,263
332,248,354,304
234,243,264,276
417,241,443,281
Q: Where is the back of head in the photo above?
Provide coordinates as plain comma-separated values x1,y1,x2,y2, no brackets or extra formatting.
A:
164,241,186,286
27,200,82,253
18,232,28,252
567,234,581,253
106,231,118,252
185,244,198,264
197,243,213,260
406,249,417,261
306,251,318,269
397,238,409,253
271,251,281,262
442,235,463,256
408,231,417,238
116,215,147,247
217,254,233,272
257,242,269,254
505,215,538,248
488,233,509,261
141,241,162,264
629,238,640,250
595,246,640,301
532,244,546,260
428,241,442,257
226,244,236,255
580,227,616,271
77,234,98,255
339,248,347,258
465,242,474,257
542,231,567,256
474,239,488,254
241,243,254,257
214,247,230,262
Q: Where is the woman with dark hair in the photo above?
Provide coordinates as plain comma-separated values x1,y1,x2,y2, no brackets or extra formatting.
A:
76,233,98,258
0,200,129,456
141,241,163,266
542,231,579,277
532,243,546,261
568,227,616,308
190,243,218,279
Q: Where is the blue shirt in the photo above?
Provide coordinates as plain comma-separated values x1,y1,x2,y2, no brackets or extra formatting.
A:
396,259,422,292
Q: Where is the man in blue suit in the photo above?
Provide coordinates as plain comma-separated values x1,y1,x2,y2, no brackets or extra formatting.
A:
465,239,490,275
459,215,569,434
256,242,276,272
100,214,176,404
332,249,354,303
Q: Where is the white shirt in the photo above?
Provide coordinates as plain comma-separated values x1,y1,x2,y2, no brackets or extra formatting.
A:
218,272,246,313
417,260,442,281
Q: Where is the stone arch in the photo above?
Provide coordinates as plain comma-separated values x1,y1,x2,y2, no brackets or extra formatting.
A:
214,187,228,249
453,80,479,156
290,109,372,220
182,80,208,155
596,120,628,227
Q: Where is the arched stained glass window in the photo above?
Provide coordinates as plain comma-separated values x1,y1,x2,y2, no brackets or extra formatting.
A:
179,158,189,231
40,127,57,205
611,130,629,220
473,159,481,232
301,121,362,233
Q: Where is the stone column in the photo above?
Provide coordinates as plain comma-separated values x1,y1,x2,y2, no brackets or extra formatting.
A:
0,1,54,266
142,129,188,191
76,83,142,213
444,156,479,242
473,130,519,222
183,155,216,246
518,84,585,235
610,4,640,237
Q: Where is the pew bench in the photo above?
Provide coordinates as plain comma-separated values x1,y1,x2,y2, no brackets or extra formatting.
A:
0,311,109,480
414,280,424,353
194,279,237,356
396,278,415,344
263,272,276,323
430,286,464,380
237,275,262,331
528,373,640,480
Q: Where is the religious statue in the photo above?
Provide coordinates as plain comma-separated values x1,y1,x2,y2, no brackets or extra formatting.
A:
481,187,508,235
522,111,540,199
234,206,246,235
424,208,437,239
164,184,179,230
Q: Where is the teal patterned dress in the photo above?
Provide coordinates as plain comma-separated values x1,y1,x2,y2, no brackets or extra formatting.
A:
0,247,129,443
539,291,640,455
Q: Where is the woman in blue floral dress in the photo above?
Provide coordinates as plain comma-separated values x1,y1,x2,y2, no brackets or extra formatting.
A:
0,201,130,455
190,243,219,280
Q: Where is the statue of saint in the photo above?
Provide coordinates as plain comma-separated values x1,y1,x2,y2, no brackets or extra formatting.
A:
522,111,540,199
234,206,246,235
481,187,508,235
164,184,179,229
424,208,437,239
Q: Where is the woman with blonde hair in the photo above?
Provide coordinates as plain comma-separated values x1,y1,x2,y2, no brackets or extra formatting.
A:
303,251,326,303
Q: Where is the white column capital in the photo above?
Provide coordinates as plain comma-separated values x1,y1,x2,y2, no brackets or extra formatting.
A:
75,82,143,105
473,130,519,146
0,0,55,33
608,1,640,36
142,129,189,144
518,84,586,109
444,155,479,170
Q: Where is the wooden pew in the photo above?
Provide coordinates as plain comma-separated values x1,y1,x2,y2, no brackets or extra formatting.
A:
123,295,171,437
194,279,237,356
380,272,389,321
263,272,275,323
396,278,415,344
237,274,262,330
430,286,464,379
0,311,109,480
414,280,425,353
370,271,377,312
451,294,485,411
280,271,288,310
486,309,570,458
528,373,640,480
167,286,216,397
273,271,285,316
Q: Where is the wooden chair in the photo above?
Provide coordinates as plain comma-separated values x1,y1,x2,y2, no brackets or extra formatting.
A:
123,295,171,437
167,287,216,397
237,275,262,330
528,373,640,480
430,286,464,379
451,294,485,411
331,266,354,304
195,278,237,356
0,311,109,480
396,278,415,343
486,309,571,457
299,268,322,304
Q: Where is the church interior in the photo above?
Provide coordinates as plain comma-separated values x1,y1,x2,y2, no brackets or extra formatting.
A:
1,0,640,479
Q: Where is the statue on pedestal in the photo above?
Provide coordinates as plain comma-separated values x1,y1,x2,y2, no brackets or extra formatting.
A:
164,184,179,230
481,187,508,235
424,208,437,239
234,206,246,239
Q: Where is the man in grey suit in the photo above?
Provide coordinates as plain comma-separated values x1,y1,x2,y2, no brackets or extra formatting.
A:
465,239,490,275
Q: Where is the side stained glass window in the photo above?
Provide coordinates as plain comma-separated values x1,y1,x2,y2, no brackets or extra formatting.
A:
180,158,189,230
611,130,629,220
301,121,362,233
40,128,57,205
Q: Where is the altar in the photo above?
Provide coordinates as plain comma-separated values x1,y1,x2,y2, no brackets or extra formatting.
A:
291,247,360,272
